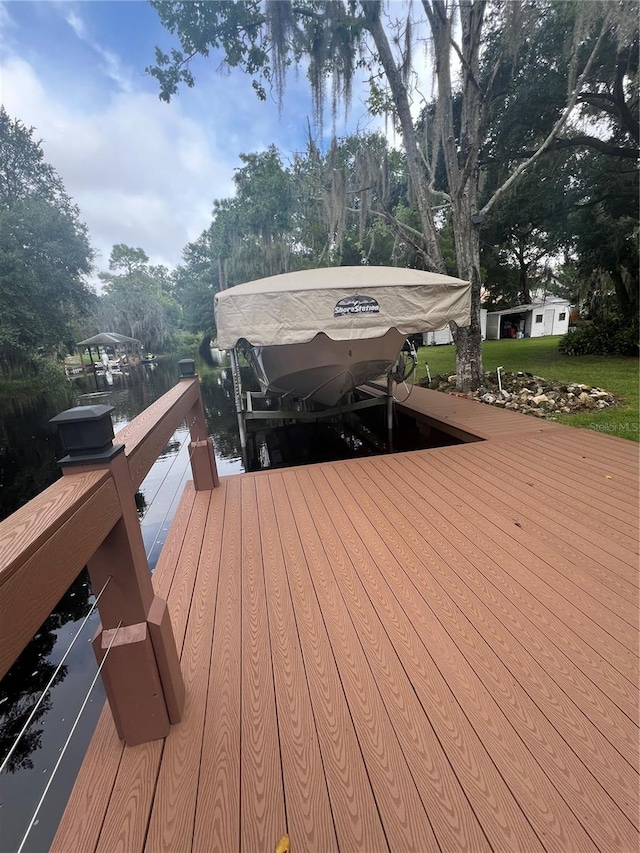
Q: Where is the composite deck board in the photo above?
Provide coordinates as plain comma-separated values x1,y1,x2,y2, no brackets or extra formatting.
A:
473,440,640,561
335,461,639,777
145,487,223,852
397,453,639,676
449,440,639,570
386,383,562,440
268,474,389,852
293,467,535,853
53,415,639,853
350,456,638,756
239,477,287,852
319,463,638,848
421,450,639,627
494,436,639,519
364,456,639,723
298,468,609,853
255,476,338,851
283,470,442,853
192,478,242,853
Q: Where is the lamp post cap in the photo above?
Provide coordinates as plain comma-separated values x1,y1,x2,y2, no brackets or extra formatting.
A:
50,404,115,424
178,359,197,378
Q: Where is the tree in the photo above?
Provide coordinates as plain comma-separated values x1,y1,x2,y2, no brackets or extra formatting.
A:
173,230,221,335
98,245,181,351
0,108,95,367
149,0,637,389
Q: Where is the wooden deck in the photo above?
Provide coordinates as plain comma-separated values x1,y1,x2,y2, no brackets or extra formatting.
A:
367,381,562,441
52,413,639,851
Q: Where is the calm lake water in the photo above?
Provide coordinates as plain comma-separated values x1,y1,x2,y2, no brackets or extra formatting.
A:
0,356,431,851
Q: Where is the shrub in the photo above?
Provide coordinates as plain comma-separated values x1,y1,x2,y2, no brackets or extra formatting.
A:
559,316,639,357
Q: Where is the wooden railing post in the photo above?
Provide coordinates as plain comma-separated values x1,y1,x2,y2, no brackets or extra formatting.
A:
51,405,184,747
178,359,219,490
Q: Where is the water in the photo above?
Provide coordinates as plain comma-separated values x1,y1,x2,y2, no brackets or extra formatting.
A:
0,359,243,853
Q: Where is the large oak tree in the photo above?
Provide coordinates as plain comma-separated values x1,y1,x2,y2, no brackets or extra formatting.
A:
149,0,637,388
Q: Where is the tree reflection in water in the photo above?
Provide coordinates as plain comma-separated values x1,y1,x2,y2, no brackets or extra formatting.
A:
0,571,93,774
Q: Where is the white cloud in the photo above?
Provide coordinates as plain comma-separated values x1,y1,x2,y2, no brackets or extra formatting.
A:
0,55,237,276
64,9,86,40
63,6,133,93
0,0,15,32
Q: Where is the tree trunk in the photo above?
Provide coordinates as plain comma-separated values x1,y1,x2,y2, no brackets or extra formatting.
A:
452,216,484,390
425,0,485,391
517,243,531,305
611,268,637,318
362,2,445,272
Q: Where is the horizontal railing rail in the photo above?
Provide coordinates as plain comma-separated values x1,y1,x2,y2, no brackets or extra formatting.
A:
118,377,203,490
0,470,119,679
0,361,218,745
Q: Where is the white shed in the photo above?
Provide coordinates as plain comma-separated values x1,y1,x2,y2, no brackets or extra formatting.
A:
486,297,571,340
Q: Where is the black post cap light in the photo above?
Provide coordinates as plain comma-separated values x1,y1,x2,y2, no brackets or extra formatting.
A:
50,404,122,465
178,359,197,378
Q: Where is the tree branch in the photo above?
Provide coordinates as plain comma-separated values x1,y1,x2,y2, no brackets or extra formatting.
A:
507,135,638,160
345,204,439,268
480,11,613,218
448,33,482,94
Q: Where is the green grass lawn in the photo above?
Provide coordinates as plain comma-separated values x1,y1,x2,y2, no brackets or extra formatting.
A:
415,336,639,442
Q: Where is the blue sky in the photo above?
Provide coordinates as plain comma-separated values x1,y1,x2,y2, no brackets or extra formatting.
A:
1,1,386,278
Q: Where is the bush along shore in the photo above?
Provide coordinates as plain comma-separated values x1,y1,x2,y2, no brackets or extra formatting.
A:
420,371,617,418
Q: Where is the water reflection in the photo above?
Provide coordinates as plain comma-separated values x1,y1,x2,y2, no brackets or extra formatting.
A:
0,573,92,775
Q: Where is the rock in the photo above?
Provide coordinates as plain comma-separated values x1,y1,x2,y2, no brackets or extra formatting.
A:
426,370,617,421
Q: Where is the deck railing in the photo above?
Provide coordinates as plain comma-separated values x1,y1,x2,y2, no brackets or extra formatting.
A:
0,362,218,746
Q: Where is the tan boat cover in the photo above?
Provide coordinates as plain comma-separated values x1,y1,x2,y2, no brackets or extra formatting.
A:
215,266,471,349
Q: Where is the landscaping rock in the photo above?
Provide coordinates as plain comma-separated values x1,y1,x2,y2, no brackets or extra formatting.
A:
418,369,617,421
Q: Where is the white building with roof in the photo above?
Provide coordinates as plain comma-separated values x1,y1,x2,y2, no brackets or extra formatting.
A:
485,295,571,340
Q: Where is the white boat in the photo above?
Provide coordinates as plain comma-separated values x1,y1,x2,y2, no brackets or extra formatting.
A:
214,266,471,408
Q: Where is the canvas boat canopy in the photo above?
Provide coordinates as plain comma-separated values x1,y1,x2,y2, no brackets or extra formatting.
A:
215,266,471,350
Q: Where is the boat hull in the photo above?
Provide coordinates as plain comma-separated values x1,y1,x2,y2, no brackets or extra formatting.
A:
250,330,406,407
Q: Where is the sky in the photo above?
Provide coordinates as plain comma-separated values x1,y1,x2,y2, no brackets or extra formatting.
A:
0,0,395,280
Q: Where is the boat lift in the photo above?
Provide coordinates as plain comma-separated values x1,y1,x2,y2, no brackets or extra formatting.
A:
228,345,415,461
